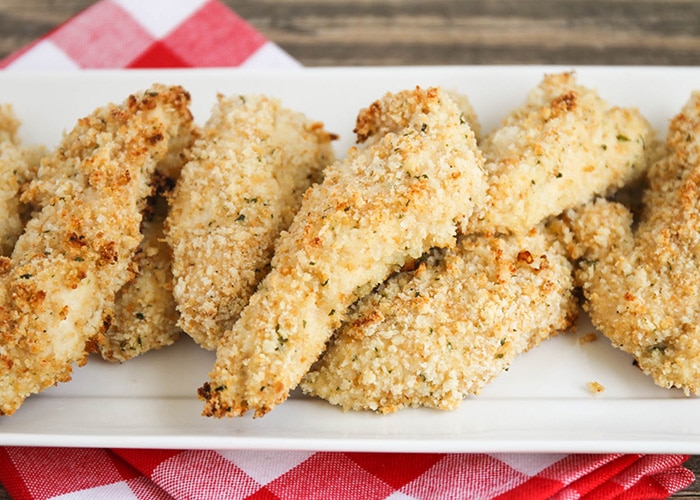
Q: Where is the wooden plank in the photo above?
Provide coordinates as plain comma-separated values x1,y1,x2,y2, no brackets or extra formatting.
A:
0,0,94,59
3,0,700,65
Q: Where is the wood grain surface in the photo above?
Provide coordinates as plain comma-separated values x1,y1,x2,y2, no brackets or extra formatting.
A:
1,1,700,499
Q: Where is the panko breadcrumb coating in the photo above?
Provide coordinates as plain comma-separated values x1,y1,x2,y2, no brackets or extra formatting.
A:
0,105,44,256
200,86,486,418
467,72,657,234
0,84,194,415
100,195,181,362
166,94,336,350
103,126,195,362
445,90,481,142
301,224,577,413
565,92,700,395
0,104,20,144
0,141,29,256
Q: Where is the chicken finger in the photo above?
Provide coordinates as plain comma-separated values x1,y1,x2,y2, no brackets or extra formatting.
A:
0,84,193,415
467,72,657,234
565,92,700,394
200,86,486,417
100,192,181,362
165,94,335,350
301,225,577,413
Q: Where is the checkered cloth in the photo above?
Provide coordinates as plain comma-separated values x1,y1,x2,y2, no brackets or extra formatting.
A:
0,448,694,500
0,0,298,70
0,1,695,499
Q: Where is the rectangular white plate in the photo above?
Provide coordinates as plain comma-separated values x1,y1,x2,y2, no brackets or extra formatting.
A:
2,66,700,453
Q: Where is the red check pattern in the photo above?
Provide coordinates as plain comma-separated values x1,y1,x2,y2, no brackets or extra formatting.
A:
0,448,694,500
0,0,298,70
0,1,695,499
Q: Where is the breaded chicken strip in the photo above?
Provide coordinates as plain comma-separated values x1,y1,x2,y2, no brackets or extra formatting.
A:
467,72,657,234
166,94,335,350
299,75,654,414
301,225,577,413
565,92,700,395
100,195,181,362
102,122,196,362
200,86,486,417
0,84,193,415
354,89,481,144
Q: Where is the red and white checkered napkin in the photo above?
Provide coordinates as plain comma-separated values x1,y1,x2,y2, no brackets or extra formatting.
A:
0,448,694,500
0,1,695,499
0,0,298,70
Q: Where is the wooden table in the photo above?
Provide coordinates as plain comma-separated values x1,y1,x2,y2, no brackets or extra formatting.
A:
1,1,700,498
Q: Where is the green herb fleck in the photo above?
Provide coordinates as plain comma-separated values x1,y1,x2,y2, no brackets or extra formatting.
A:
650,343,667,353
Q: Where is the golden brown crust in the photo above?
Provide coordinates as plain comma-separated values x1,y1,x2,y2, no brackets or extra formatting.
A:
200,86,486,418
0,141,28,256
468,72,658,234
0,84,193,415
166,94,336,350
568,92,700,395
100,195,181,362
301,224,577,413
0,105,45,257
0,104,20,144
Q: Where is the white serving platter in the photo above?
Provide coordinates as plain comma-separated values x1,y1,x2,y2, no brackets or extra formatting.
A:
1,66,700,453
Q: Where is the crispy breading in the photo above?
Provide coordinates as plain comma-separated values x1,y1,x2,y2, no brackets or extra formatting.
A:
300,75,653,413
102,123,195,362
0,105,44,256
301,224,577,413
467,72,657,234
0,104,20,144
0,141,28,256
0,84,194,415
100,195,181,362
166,94,336,350
200,86,486,418
354,88,481,143
445,90,481,142
565,92,700,395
